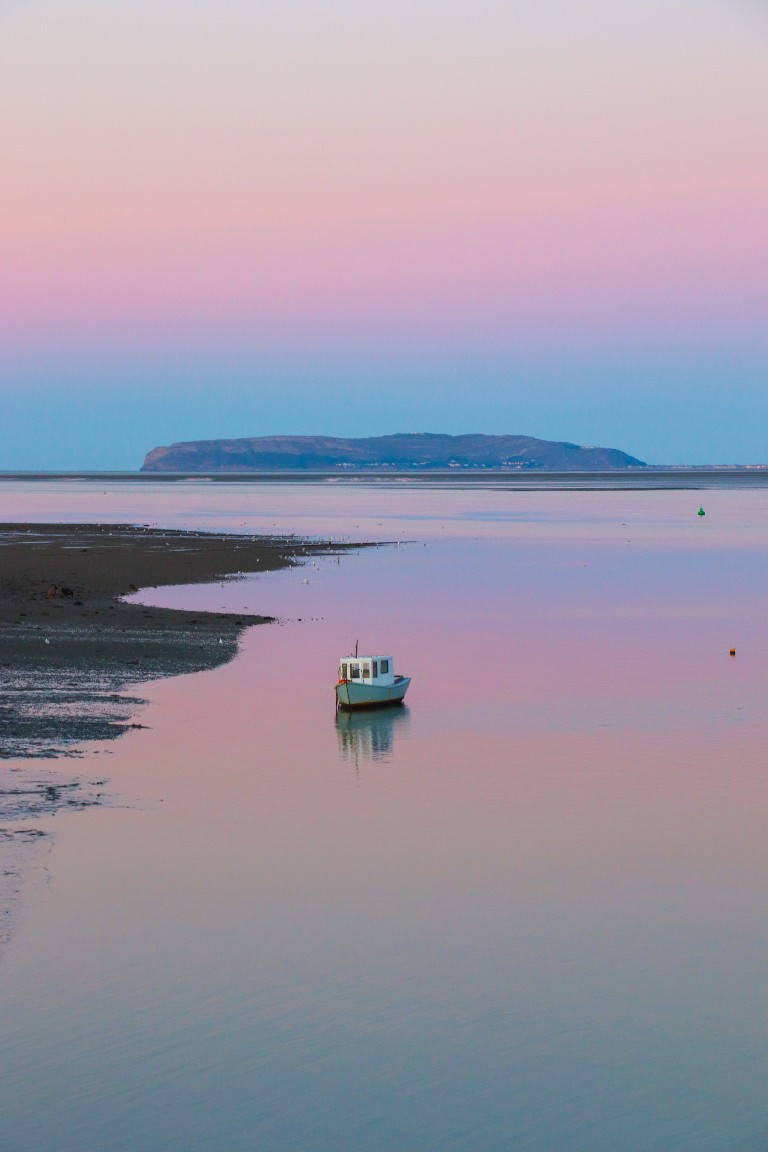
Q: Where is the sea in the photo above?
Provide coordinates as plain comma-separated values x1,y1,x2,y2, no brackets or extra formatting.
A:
2,473,768,1152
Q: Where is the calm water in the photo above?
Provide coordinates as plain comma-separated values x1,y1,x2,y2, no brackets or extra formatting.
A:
2,479,768,1151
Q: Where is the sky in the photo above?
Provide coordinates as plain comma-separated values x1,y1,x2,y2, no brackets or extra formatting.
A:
1,0,766,468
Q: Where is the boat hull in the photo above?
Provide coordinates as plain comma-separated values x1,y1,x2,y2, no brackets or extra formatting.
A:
335,677,411,710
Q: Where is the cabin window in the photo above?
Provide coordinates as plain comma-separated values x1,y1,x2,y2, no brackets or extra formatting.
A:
350,664,360,679
362,664,370,679
341,663,348,680
372,661,378,677
380,659,389,674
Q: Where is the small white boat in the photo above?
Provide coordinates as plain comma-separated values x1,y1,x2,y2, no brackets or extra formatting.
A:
335,653,411,710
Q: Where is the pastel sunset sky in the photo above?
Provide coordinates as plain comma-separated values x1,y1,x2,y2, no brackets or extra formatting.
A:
2,0,765,467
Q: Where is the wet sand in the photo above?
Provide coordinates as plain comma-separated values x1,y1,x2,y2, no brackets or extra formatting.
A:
0,523,350,758
0,522,359,951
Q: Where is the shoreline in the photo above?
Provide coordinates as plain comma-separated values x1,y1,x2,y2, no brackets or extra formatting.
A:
2,468,768,489
0,522,362,953
0,523,354,758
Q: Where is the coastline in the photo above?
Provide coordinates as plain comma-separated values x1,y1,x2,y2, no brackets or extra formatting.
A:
3,468,768,489
0,523,351,758
0,521,360,953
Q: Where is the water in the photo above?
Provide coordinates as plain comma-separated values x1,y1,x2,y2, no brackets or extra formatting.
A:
1,478,768,1151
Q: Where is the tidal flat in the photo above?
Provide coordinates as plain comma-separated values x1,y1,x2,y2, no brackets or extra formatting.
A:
0,521,359,951
0,522,355,758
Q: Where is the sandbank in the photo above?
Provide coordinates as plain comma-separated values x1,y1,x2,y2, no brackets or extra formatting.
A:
0,523,352,758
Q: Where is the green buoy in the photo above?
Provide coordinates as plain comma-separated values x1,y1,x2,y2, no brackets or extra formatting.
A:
698,506,706,516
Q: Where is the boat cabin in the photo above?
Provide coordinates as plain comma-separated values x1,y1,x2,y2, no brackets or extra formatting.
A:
339,655,396,688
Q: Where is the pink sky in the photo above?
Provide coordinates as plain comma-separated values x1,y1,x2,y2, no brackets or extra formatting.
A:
0,0,766,465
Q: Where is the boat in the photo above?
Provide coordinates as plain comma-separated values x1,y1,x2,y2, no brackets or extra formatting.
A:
335,653,411,710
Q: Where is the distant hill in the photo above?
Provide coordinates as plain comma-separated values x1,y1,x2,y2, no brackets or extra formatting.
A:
141,433,647,472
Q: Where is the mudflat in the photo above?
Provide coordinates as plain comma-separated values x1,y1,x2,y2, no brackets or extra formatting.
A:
0,523,345,758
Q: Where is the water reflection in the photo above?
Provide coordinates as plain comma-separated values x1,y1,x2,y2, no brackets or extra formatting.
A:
335,705,410,765
9,481,768,1152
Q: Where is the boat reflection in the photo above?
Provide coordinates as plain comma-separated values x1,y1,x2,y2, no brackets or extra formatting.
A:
335,705,411,765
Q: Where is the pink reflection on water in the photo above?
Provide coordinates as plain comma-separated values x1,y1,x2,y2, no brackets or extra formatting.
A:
3,478,768,550
3,485,768,1148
